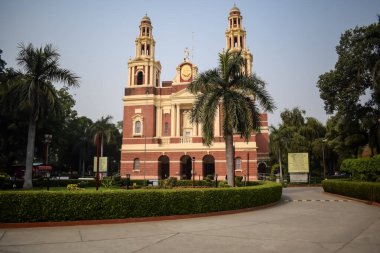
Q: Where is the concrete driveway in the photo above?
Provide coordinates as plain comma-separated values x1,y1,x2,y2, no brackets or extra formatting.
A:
0,187,379,253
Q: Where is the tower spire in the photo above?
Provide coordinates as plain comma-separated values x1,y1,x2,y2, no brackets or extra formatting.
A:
127,15,161,88
225,5,253,74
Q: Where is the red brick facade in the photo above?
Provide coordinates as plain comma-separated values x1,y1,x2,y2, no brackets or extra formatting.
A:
121,7,269,180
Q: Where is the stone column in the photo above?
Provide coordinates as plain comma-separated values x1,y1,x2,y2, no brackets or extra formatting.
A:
176,104,180,137
171,105,175,137
156,106,160,137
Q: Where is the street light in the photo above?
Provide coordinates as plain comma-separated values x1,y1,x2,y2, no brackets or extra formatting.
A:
144,90,149,183
322,138,328,179
126,173,131,190
192,157,195,188
43,134,53,165
46,172,50,191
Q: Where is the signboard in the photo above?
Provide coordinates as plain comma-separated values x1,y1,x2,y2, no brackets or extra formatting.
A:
93,157,108,172
288,153,309,173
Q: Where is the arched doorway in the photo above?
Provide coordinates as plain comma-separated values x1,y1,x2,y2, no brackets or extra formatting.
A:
202,155,215,179
257,162,268,180
180,155,192,180
158,155,170,179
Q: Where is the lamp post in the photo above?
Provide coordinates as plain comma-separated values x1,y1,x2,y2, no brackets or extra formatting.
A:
46,172,50,191
43,134,53,165
126,173,130,190
247,152,250,183
144,90,149,183
192,157,195,188
322,138,327,179
95,132,102,191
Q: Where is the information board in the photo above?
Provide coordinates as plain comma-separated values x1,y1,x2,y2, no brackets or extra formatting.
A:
288,153,309,173
93,157,108,172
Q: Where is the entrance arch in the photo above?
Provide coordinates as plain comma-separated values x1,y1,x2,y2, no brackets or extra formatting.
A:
180,155,192,180
202,155,215,179
258,162,268,180
158,155,170,179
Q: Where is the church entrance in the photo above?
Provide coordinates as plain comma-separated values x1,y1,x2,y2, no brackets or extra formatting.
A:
180,155,192,180
158,155,170,179
202,155,215,179
258,162,268,180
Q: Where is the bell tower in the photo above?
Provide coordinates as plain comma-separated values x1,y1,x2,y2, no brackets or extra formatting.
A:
128,14,161,88
225,4,253,75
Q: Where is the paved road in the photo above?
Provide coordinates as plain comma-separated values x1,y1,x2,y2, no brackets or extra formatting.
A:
0,187,379,253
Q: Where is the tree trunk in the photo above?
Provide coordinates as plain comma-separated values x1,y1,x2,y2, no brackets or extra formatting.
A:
23,117,36,189
279,149,283,182
225,134,234,186
100,134,104,157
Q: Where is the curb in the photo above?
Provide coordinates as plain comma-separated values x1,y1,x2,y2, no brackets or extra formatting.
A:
0,200,280,229
323,191,380,207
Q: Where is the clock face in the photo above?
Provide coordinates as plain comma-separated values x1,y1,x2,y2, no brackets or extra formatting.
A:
180,64,192,81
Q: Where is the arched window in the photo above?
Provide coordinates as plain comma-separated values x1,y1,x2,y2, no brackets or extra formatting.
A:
137,71,143,85
135,121,141,134
235,157,241,171
133,158,140,171
132,114,143,136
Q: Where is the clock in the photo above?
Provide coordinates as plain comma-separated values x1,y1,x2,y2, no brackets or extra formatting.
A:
180,64,192,81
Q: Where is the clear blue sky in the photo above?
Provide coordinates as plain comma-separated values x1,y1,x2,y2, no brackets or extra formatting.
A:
1,0,379,126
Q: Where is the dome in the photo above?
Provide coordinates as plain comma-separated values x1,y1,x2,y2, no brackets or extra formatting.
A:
141,14,151,23
230,4,240,14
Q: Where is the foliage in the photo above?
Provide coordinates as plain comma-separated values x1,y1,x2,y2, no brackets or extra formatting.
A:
204,174,214,182
317,18,380,155
160,177,177,188
270,108,327,176
1,43,80,189
0,182,282,222
340,156,380,182
66,184,82,191
188,50,275,186
101,177,114,188
218,181,231,188
322,180,380,202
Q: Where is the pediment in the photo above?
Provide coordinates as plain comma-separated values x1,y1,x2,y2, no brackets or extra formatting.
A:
171,88,195,99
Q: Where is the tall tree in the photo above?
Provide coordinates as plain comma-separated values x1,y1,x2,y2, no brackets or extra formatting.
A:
91,115,115,157
188,50,275,186
3,43,79,189
317,18,380,155
270,108,328,177
269,125,292,180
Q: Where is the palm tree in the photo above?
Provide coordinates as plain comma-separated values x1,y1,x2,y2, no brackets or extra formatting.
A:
269,125,291,181
91,115,115,157
4,43,79,189
73,117,93,177
188,50,275,186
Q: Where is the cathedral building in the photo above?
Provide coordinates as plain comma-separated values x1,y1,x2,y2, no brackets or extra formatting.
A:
120,5,269,180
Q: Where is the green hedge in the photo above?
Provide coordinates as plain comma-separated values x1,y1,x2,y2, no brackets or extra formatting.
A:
322,180,380,202
0,182,282,222
0,178,149,189
340,156,380,182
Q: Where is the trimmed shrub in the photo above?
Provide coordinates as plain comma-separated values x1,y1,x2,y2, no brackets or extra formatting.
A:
0,182,282,222
340,156,380,182
0,178,150,189
322,180,380,202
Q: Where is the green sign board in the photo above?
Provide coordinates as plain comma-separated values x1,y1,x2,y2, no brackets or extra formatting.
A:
93,157,108,172
288,153,309,173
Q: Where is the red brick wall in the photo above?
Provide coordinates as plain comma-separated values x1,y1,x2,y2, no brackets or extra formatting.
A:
120,149,258,180
122,104,156,140
161,110,171,136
